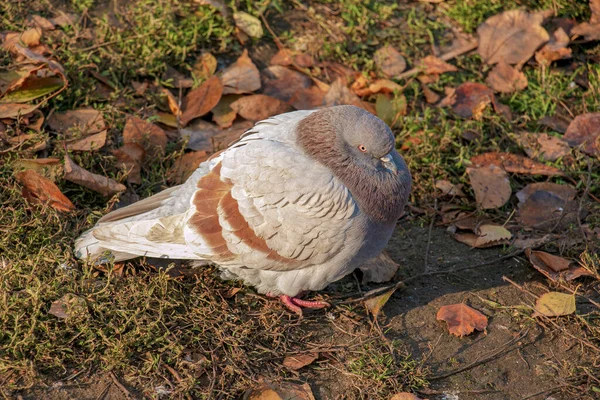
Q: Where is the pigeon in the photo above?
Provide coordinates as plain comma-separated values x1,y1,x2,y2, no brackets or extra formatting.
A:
75,105,412,315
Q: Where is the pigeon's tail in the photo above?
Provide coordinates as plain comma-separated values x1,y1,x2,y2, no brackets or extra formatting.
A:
74,185,204,263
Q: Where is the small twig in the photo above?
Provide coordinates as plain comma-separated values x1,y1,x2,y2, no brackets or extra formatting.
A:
423,197,437,273
577,159,593,245
429,330,529,381
109,372,132,399
520,385,565,400
395,39,479,80
94,383,112,400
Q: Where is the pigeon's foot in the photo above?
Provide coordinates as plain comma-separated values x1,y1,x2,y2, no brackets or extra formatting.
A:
278,295,330,316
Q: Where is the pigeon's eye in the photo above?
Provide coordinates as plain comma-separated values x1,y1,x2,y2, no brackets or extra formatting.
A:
358,145,367,152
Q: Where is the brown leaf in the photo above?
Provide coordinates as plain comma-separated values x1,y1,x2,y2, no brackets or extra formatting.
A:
180,75,223,127
48,294,87,319
181,120,253,152
282,352,318,371
420,82,440,104
64,154,126,197
537,115,570,134
161,87,181,118
467,165,511,209
435,180,466,197
270,49,293,66
374,45,406,78
518,132,570,161
246,382,315,400
192,52,217,81
12,158,62,181
453,224,512,248
289,86,326,110
452,82,494,119
221,50,261,95
211,94,241,128
113,143,145,184
390,394,423,400
477,10,549,65
123,116,168,159
262,66,312,103
49,12,79,27
368,79,403,95
437,303,488,337
168,151,209,184
365,288,396,318
563,112,600,156
66,130,107,151
47,108,106,138
485,62,527,93
29,15,55,30
516,183,580,230
358,251,399,284
512,234,553,250
418,55,458,75
525,248,570,281
324,78,372,112
0,103,38,118
230,94,292,122
470,152,565,177
14,169,75,212
535,28,572,64
571,22,600,41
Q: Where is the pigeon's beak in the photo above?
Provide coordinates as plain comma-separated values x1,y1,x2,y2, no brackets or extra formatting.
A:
380,153,398,175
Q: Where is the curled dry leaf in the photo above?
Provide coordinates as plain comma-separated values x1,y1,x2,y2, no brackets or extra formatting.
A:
0,75,63,103
48,293,87,319
534,292,575,317
563,112,600,156
64,154,125,197
435,180,466,197
245,381,315,400
0,103,38,118
358,250,399,284
535,28,572,64
192,52,217,81
67,130,107,152
289,86,326,110
47,108,106,138
518,132,570,162
14,169,75,212
262,66,312,103
571,22,600,41
523,248,592,282
221,50,261,95
470,152,565,177
452,82,494,119
516,182,580,231
537,115,570,134
477,10,549,65
420,82,440,104
230,94,292,122
211,94,241,128
113,143,145,184
181,119,253,152
160,87,181,118
453,224,512,248
485,62,527,93
390,394,423,400
364,287,396,319
436,303,488,337
123,116,168,159
418,55,458,75
180,75,223,127
168,151,209,184
324,78,371,112
374,45,406,78
233,11,263,38
467,165,511,209
282,352,319,371
12,158,62,181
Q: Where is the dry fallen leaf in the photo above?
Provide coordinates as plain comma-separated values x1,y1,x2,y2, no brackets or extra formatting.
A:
537,115,571,134
358,251,399,284
211,94,241,128
485,62,527,93
168,151,209,184
282,352,319,371
364,287,397,319
180,75,223,127
123,116,168,159
48,293,87,319
12,158,62,181
0,75,63,103
516,182,580,230
518,132,570,162
221,50,261,95
246,381,315,400
418,55,458,75
452,82,494,119
534,292,575,317
192,52,217,81
181,119,253,152
113,143,145,184
0,103,38,118
64,154,126,197
467,165,511,209
435,180,466,197
160,87,181,118
262,66,312,103
477,10,549,65
374,45,406,78
563,112,600,156
525,248,572,281
571,22,600,41
14,169,75,212
535,28,572,64
233,11,263,38
47,108,106,138
324,78,372,112
66,130,107,152
230,94,292,122
436,303,488,337
289,86,326,110
453,224,512,248
390,393,423,400
470,152,565,177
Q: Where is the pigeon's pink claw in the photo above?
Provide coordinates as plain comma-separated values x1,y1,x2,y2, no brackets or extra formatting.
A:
279,295,331,316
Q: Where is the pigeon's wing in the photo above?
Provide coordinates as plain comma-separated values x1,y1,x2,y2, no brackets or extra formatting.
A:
183,135,357,271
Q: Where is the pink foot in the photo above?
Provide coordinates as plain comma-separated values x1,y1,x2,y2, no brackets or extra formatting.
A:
278,295,331,316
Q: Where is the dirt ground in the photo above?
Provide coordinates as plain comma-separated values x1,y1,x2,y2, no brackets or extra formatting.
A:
15,220,598,400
